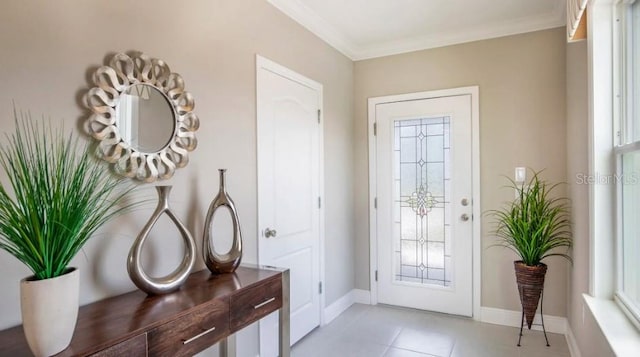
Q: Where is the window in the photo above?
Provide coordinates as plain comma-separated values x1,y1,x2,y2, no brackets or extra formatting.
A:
615,0,640,328
581,2,640,352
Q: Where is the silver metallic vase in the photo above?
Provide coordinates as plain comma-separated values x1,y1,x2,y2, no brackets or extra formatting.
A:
203,169,243,273
128,185,196,294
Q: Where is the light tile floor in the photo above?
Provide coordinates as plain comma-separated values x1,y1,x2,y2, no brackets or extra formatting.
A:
292,304,570,357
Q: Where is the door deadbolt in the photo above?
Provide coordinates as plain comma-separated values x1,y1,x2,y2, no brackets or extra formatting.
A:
461,198,469,206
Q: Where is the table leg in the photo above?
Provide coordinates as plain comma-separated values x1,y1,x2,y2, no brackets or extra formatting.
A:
220,334,236,357
279,269,290,357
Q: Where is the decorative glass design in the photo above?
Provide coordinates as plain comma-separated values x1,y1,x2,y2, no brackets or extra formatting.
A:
394,117,451,286
406,184,437,217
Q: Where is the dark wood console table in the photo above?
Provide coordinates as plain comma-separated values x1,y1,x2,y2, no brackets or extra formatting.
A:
0,265,290,357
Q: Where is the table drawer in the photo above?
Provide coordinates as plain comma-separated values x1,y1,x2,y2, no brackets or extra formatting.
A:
230,275,282,331
147,298,229,357
91,333,147,357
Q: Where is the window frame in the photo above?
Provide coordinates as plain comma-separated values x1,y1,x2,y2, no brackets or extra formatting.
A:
584,2,640,354
613,0,640,330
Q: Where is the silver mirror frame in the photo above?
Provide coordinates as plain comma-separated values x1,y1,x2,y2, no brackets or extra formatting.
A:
86,52,199,182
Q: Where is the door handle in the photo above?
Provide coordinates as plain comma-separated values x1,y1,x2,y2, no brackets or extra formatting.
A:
264,228,277,238
460,214,470,222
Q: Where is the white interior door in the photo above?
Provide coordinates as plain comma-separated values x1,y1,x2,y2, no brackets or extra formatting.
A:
257,56,322,357
375,94,473,316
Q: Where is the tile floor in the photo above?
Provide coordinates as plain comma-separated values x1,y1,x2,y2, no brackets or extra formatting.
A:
292,304,570,357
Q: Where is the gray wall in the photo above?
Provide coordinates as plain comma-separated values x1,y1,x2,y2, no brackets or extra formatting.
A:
354,27,569,315
0,1,355,355
565,40,615,357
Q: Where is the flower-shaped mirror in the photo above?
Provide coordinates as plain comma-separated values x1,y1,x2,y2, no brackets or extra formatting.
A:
86,52,199,182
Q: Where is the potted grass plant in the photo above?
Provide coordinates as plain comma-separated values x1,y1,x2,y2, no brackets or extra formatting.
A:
0,112,136,357
489,169,572,331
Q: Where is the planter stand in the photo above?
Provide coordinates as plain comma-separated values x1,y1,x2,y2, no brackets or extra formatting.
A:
517,286,550,347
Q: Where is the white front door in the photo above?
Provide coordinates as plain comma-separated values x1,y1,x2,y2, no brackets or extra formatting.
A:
256,56,322,357
374,94,474,316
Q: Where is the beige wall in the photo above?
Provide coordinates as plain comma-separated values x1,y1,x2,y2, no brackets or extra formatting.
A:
0,1,355,355
354,28,569,315
0,1,615,353
565,41,615,356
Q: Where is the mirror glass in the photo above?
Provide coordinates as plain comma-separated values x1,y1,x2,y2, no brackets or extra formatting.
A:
115,84,175,153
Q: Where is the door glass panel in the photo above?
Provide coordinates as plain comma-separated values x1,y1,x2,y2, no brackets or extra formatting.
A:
394,117,451,287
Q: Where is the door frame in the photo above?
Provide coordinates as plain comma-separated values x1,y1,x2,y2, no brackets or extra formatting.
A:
367,86,481,319
255,54,326,327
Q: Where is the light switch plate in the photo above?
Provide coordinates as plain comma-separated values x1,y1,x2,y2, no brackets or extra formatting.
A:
515,167,526,183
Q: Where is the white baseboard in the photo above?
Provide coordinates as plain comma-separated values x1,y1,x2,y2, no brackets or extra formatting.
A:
323,289,372,325
323,290,355,325
353,289,372,304
565,325,582,357
480,306,567,334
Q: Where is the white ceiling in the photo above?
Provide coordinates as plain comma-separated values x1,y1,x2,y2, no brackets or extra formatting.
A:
267,0,566,60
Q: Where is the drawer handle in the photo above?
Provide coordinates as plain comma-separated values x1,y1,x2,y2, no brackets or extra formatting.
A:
254,297,276,309
182,326,217,345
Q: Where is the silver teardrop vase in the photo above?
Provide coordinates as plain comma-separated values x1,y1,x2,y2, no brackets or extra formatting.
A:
203,169,243,273
127,185,196,295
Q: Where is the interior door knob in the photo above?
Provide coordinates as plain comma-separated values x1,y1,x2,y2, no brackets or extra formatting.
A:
460,214,470,222
264,228,277,238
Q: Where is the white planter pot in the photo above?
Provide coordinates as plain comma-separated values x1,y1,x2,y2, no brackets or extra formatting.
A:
20,268,79,357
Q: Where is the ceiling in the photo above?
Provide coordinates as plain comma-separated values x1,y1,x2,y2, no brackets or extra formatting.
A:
267,0,566,60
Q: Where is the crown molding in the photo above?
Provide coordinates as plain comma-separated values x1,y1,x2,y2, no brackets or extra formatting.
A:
267,0,567,61
353,8,566,60
266,0,358,59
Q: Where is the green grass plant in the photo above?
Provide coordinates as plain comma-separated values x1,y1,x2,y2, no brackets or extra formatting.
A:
0,111,136,280
489,170,572,266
